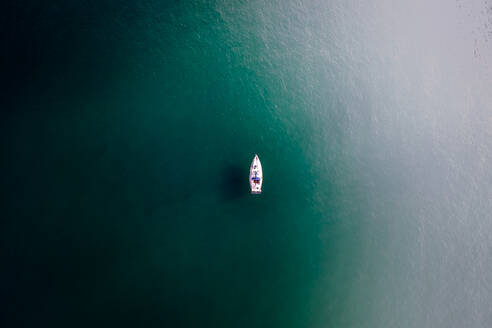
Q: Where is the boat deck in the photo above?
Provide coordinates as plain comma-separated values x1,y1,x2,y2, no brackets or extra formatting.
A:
249,154,263,194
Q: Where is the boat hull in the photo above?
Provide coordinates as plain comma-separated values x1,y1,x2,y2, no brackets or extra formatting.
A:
249,154,263,194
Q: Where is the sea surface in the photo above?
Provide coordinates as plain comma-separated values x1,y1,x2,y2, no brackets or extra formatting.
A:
2,1,492,327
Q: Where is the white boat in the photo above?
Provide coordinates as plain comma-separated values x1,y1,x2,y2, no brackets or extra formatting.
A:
249,154,263,194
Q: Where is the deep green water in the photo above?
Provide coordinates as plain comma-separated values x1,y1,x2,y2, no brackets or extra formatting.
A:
2,1,492,327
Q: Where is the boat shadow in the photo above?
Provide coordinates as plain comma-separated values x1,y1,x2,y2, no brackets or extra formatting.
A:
220,165,248,201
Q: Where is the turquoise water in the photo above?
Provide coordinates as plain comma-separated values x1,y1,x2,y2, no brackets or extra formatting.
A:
2,1,492,327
